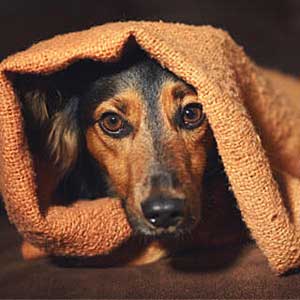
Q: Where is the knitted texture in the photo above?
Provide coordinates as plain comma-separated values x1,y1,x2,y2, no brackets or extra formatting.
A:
1,21,300,274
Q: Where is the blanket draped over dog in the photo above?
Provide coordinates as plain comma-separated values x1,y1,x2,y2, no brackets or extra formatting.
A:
1,21,300,274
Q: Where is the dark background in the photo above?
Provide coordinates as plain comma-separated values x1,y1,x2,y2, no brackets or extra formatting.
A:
1,0,300,214
1,0,300,75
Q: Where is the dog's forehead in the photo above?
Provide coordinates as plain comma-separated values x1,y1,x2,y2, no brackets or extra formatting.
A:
86,57,180,105
116,58,177,90
123,58,178,108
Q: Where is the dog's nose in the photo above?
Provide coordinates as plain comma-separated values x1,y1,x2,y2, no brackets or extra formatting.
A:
141,196,185,228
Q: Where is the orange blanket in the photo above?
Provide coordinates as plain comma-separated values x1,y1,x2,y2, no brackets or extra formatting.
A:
1,21,300,274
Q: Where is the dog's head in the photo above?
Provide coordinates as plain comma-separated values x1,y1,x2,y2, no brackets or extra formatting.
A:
17,52,212,238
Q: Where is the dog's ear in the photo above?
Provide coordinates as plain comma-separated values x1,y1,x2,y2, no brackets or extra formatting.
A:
47,97,81,174
16,75,81,175
16,75,64,126
21,88,50,125
15,60,104,175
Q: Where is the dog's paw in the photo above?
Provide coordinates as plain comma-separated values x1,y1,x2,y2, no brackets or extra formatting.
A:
21,241,47,260
126,241,169,266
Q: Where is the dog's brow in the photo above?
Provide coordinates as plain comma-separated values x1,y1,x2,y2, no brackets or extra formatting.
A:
111,98,127,113
172,83,196,100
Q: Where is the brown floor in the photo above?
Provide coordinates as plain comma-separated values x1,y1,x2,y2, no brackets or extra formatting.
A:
1,216,300,299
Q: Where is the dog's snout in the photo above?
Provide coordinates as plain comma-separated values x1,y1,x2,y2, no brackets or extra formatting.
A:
149,171,178,189
150,172,171,188
141,195,185,228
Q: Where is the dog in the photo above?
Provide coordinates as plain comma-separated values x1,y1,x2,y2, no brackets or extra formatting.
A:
16,49,245,265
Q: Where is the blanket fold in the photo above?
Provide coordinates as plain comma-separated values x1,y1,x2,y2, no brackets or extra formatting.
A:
1,21,300,274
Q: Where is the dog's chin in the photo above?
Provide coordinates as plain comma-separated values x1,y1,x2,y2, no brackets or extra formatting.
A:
134,220,196,240
124,207,197,240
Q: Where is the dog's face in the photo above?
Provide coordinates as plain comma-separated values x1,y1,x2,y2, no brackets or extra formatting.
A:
82,58,210,236
19,53,211,238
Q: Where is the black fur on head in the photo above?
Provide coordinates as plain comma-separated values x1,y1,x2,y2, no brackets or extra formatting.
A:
14,48,171,204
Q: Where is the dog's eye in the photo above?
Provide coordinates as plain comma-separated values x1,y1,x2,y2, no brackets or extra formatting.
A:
180,103,204,129
99,112,131,138
102,113,123,132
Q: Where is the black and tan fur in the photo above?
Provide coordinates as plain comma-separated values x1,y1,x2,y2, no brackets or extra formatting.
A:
16,50,245,265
